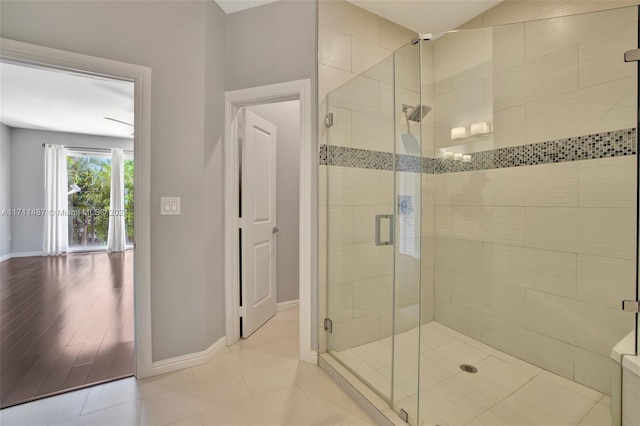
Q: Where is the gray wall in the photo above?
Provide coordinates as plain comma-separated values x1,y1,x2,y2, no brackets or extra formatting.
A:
225,0,318,92
248,100,300,303
226,0,319,348
0,124,11,259
203,0,227,349
1,0,318,362
0,0,226,362
9,129,133,255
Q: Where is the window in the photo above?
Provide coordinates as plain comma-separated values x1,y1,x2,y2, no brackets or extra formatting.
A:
66,150,134,250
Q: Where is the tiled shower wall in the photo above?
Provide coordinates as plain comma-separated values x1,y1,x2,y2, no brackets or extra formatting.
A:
431,7,638,395
318,0,414,101
319,0,639,397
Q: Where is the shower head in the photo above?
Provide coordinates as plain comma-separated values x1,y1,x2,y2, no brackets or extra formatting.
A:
403,104,431,122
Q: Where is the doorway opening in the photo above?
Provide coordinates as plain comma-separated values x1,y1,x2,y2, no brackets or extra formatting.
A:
237,101,300,339
0,62,135,408
0,38,152,407
224,79,316,364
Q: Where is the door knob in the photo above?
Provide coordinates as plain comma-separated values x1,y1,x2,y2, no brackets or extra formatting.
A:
272,226,280,234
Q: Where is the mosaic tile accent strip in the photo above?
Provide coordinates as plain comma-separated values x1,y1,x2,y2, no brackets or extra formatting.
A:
422,157,436,175
397,154,422,173
319,145,426,173
433,128,636,174
320,128,636,174
320,145,394,170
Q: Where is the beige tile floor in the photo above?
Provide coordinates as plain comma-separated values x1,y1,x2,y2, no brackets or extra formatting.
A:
0,310,375,426
1,312,615,426
333,321,612,426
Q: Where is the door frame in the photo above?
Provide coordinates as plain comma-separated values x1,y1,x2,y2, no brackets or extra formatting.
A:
224,79,316,363
0,38,154,378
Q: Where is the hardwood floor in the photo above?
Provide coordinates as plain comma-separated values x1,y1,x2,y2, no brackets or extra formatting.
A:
0,251,134,408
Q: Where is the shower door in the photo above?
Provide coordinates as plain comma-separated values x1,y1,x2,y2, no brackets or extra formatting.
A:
322,39,427,424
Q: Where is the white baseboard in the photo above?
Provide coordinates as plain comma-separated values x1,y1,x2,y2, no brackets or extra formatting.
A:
2,251,44,261
307,350,318,365
150,336,227,376
277,299,299,312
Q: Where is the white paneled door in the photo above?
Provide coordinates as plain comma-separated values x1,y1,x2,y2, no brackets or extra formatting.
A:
241,109,278,337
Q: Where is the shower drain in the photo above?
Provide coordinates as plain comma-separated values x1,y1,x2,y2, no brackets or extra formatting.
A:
460,364,478,373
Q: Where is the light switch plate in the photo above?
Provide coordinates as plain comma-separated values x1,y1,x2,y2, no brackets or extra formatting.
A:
160,197,181,215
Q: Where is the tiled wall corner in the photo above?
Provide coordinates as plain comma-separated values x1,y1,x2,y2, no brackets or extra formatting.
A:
318,0,415,101
459,0,640,29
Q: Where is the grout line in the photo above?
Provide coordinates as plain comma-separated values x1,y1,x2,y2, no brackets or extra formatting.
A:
137,401,143,426
576,398,601,425
483,368,541,414
77,387,90,421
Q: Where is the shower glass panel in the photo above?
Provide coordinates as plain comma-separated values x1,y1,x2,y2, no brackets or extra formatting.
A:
324,54,397,402
324,5,639,425
323,39,428,422
422,7,638,424
391,40,425,423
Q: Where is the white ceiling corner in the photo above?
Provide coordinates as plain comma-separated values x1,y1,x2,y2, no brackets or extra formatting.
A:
214,0,501,31
346,0,502,34
215,0,281,14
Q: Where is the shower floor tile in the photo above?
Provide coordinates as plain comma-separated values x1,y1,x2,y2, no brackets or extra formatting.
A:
332,321,608,426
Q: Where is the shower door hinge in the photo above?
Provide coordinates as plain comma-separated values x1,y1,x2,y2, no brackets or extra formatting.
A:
621,300,640,313
324,318,333,333
624,49,640,62
399,409,409,423
324,113,334,128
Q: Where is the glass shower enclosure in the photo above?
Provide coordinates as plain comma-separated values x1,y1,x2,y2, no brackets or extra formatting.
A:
322,6,640,426
322,39,426,421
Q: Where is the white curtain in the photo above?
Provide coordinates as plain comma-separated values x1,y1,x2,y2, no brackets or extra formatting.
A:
107,148,126,252
43,144,69,256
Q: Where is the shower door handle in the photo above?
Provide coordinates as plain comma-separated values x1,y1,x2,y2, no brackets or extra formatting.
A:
375,214,394,246
624,49,640,62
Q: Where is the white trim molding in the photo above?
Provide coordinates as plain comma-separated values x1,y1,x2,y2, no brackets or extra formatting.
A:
0,38,154,378
277,299,299,312
224,79,316,364
151,337,228,376
16,251,44,258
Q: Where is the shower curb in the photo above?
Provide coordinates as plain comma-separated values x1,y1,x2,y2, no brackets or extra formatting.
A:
319,354,405,426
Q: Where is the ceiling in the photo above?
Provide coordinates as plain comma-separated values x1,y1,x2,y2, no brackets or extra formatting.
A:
0,62,135,139
1,1,500,138
216,0,280,14
347,0,502,34
215,0,502,34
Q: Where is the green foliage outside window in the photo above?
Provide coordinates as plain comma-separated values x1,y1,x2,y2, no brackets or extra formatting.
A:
124,159,134,243
67,155,134,248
